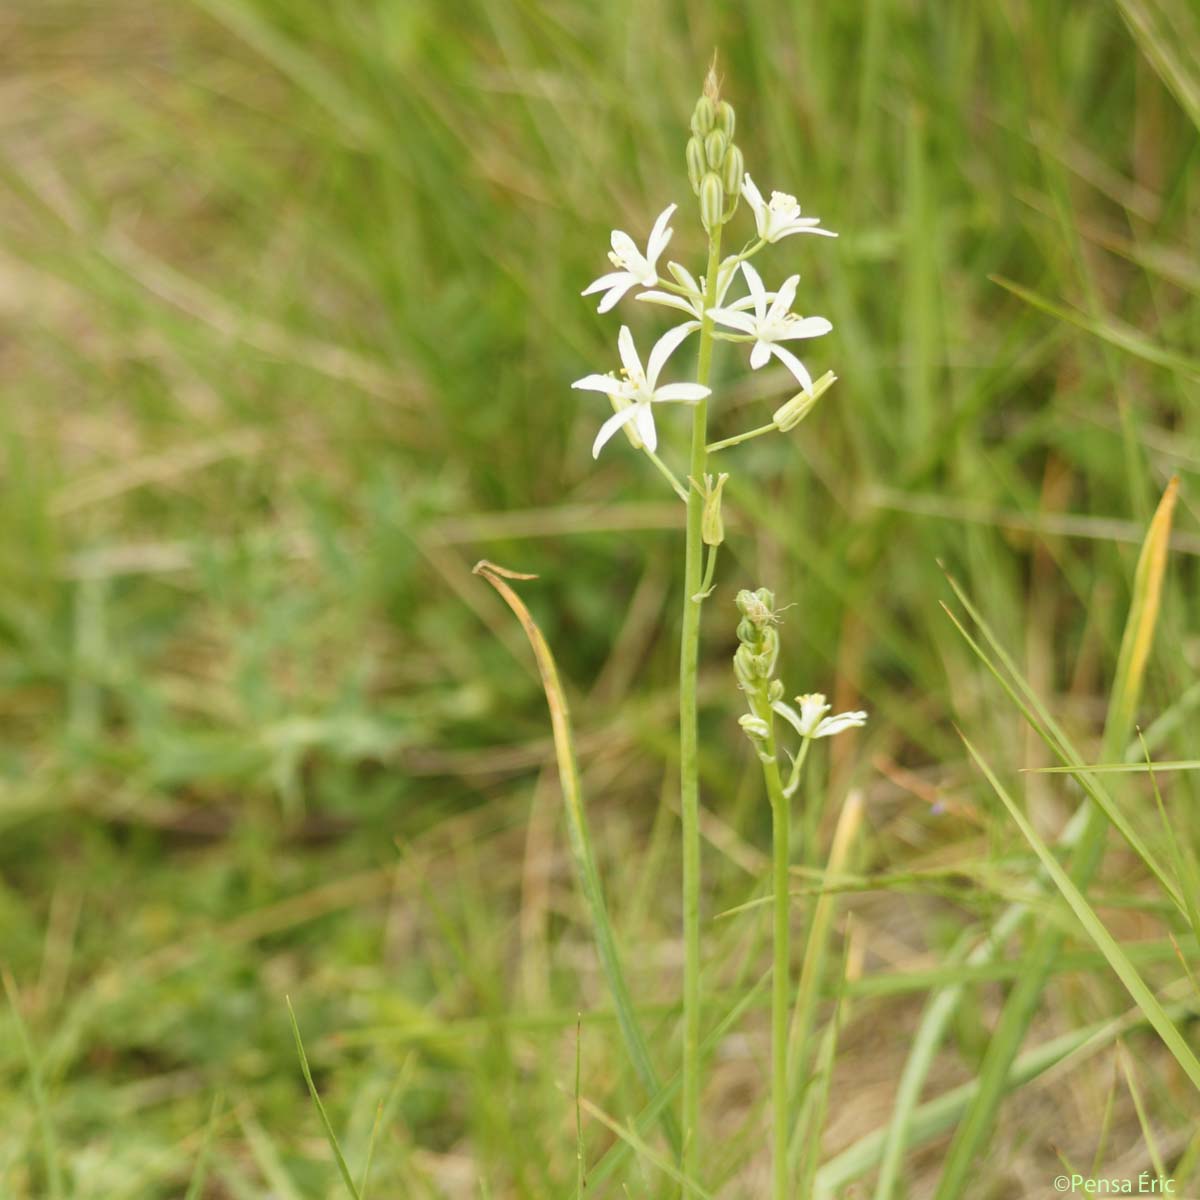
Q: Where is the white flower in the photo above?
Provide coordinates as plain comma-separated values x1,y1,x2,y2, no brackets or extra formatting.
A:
742,174,836,243
581,203,677,314
572,325,709,458
772,692,867,739
635,256,745,326
708,262,832,393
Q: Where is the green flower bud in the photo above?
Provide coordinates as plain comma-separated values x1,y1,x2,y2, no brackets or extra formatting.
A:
698,472,729,547
721,144,744,197
715,100,736,141
699,172,725,232
686,136,706,194
733,644,759,689
704,129,728,169
690,95,716,137
738,713,770,740
736,587,776,625
773,371,838,431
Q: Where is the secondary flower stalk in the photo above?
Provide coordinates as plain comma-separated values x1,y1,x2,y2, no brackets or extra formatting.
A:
734,588,866,1200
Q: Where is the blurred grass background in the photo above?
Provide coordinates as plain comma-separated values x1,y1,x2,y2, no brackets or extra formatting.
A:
1,0,1198,1195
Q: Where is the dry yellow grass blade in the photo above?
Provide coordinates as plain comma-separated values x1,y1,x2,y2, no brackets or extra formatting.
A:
471,560,678,1153
1102,475,1179,759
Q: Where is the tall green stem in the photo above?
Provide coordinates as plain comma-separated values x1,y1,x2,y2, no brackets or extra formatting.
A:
767,733,810,1200
679,224,723,1190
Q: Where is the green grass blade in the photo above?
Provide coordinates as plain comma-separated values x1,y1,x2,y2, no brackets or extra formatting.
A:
578,1098,713,1200
1115,0,1200,131
286,997,362,1200
3,969,65,1200
787,792,864,1170
183,1091,225,1200
1031,760,1200,773
872,906,1027,1200
472,560,677,1151
935,477,1180,1196
959,734,1200,1093
992,277,1200,379
816,988,1198,1197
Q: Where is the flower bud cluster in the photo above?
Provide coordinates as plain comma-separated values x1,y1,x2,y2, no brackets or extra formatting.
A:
733,588,783,697
734,588,784,759
686,90,744,233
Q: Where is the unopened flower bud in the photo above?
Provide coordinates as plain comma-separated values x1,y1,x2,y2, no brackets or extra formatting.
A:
738,713,770,740
715,100,736,141
704,129,728,169
690,95,716,137
698,472,729,546
699,172,725,232
686,136,706,194
736,587,776,626
734,644,758,688
721,145,744,197
773,371,837,431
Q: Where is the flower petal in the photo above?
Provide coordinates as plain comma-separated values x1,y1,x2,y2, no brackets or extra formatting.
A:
768,343,814,392
636,290,699,317
712,255,741,305
653,382,710,404
647,322,699,386
774,316,833,341
776,222,838,240
741,260,768,317
771,700,807,737
708,307,758,334
592,405,640,458
742,173,765,218
582,271,631,297
814,711,868,738
768,274,800,321
572,373,622,394
595,276,638,313
634,403,658,452
610,229,639,261
749,339,771,369
667,260,701,294
617,325,643,380
646,203,678,266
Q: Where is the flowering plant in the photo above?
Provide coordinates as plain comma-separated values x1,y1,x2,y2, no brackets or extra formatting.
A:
569,65,868,1198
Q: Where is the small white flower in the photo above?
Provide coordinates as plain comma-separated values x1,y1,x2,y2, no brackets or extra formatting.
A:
572,325,709,458
772,692,867,739
581,203,677,313
742,174,836,243
708,262,832,393
636,256,745,326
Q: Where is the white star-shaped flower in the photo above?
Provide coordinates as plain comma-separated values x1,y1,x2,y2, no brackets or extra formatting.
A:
581,203,677,314
572,324,709,458
772,692,867,740
742,174,836,243
708,262,832,393
635,256,742,325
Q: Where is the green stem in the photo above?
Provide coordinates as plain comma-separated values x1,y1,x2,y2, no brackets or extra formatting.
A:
707,422,777,454
767,737,791,1200
679,222,723,1192
775,737,811,1198
644,447,690,501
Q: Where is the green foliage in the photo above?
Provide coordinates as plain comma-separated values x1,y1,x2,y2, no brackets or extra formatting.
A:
0,0,1197,1195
